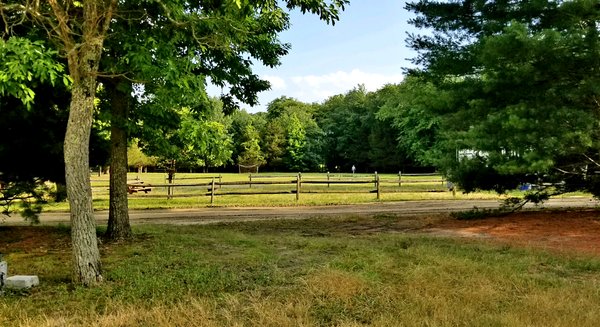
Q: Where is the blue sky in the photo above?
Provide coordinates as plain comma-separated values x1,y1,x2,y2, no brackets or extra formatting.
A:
210,0,420,112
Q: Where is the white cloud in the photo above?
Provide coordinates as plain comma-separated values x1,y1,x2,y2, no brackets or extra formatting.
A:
263,75,287,90
288,69,403,103
249,69,404,112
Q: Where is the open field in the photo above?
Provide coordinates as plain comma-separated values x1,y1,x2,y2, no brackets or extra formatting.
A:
2,211,600,326
40,172,559,211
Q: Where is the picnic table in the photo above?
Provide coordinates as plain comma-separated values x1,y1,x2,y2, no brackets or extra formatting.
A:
127,181,152,194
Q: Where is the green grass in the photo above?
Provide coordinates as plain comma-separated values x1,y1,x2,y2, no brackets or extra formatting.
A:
2,216,600,326
42,172,511,211
34,172,593,212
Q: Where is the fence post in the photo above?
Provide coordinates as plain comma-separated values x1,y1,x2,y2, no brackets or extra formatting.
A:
398,171,402,188
373,171,378,189
249,173,252,188
375,171,380,200
210,177,215,205
167,172,174,200
219,174,222,185
327,171,330,188
296,173,302,201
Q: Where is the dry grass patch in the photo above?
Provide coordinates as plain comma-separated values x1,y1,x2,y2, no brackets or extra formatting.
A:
303,268,368,302
3,215,600,326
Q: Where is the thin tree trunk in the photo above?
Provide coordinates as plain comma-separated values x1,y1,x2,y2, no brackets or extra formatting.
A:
64,71,103,286
106,80,132,241
50,0,117,287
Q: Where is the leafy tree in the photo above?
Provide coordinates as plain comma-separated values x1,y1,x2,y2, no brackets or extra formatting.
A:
406,0,600,195
317,87,372,171
0,36,109,219
376,77,444,167
178,108,233,172
316,86,407,173
127,140,159,174
230,109,259,167
284,114,308,171
0,0,120,285
237,124,266,166
261,97,323,171
0,0,348,285
100,0,349,241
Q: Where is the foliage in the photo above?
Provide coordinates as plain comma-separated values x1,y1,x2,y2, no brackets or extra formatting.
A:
178,107,234,171
376,77,444,166
316,86,410,173
0,37,68,107
127,140,159,171
260,97,323,171
237,124,266,166
406,0,600,195
0,40,108,220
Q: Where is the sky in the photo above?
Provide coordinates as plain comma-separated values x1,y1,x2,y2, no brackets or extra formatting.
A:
209,0,421,113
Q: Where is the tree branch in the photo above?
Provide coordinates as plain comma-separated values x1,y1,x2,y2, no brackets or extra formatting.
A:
583,153,600,168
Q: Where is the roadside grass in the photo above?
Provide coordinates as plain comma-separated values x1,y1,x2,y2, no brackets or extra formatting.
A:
2,216,600,326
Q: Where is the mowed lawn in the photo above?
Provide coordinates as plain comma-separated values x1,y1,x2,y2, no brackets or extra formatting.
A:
2,215,600,326
54,172,502,211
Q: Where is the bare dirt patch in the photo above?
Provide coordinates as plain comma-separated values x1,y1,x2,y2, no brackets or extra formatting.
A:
3,208,600,257
428,210,600,256
0,226,71,254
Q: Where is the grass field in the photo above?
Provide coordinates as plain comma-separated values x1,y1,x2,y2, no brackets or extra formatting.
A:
37,172,508,211
2,215,600,326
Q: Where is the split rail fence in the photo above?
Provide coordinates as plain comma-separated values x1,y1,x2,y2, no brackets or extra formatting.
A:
93,172,450,204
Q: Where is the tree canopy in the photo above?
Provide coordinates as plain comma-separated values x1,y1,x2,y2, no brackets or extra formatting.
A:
406,0,600,195
0,0,349,286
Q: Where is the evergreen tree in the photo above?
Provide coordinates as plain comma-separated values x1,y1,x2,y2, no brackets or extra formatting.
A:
407,0,600,194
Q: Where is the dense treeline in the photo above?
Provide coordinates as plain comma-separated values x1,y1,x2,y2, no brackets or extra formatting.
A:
129,83,434,175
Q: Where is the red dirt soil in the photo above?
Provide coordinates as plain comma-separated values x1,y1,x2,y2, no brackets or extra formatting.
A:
2,210,600,257
0,226,71,254
432,210,600,256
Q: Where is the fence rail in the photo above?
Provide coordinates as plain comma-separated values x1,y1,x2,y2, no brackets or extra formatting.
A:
91,172,450,204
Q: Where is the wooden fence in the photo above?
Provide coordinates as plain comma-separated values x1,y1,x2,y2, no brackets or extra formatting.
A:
94,172,449,204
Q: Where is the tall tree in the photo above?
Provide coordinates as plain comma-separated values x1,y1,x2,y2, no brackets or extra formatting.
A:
1,0,348,285
1,0,118,285
376,77,444,168
261,97,323,171
316,86,407,173
101,0,349,240
0,36,109,219
237,124,266,167
406,0,600,194
178,107,234,172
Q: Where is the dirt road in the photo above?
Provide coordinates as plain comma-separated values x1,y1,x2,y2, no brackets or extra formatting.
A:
5,198,599,226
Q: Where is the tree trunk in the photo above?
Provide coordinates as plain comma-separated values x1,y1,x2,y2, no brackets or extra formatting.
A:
49,0,118,287
64,69,103,287
105,80,132,241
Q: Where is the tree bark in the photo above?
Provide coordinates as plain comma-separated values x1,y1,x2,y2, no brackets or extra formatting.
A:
105,80,132,241
47,0,118,286
64,57,103,287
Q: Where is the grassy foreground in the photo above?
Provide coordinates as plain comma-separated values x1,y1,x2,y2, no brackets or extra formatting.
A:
2,215,600,326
